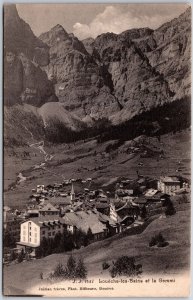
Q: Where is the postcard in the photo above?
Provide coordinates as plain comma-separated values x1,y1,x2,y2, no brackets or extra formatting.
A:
3,2,191,297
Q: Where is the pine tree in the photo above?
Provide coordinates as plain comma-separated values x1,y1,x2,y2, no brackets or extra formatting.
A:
35,246,43,259
76,258,87,279
67,255,76,278
41,237,48,257
87,227,93,243
9,250,17,262
53,262,65,278
140,205,147,219
18,249,25,263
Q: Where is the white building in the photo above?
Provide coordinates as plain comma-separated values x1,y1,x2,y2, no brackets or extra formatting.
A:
17,216,68,249
157,176,181,195
37,185,45,193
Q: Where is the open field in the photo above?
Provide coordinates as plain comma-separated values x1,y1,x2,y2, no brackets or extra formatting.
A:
4,129,191,208
3,203,190,295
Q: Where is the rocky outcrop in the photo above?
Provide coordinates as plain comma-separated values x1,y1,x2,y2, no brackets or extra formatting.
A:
4,5,191,129
91,9,191,124
4,4,57,106
39,25,120,119
146,7,191,100
92,30,174,124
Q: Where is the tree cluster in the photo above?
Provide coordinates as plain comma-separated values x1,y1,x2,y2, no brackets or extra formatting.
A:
149,233,168,248
110,256,142,278
35,228,93,258
3,231,16,248
50,255,87,280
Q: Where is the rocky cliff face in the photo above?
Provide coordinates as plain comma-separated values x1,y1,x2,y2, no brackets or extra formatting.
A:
146,8,191,100
4,5,191,132
4,4,58,106
39,25,120,119
91,10,191,124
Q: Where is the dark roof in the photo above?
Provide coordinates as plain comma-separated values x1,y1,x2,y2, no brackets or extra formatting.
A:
39,203,59,212
22,216,66,227
133,197,147,204
95,203,109,209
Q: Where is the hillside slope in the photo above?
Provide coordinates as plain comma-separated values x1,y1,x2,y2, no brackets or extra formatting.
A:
3,205,190,295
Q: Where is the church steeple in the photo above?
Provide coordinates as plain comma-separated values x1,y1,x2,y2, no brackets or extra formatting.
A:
70,183,75,201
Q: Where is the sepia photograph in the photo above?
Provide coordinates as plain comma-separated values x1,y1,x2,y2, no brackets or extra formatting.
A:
3,2,191,297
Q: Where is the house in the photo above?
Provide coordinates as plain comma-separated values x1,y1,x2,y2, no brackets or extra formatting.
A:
98,212,119,235
145,191,169,203
110,201,139,228
49,197,72,208
133,197,147,207
158,176,181,195
39,203,60,216
63,210,108,241
37,185,45,193
145,189,158,197
95,202,110,215
17,216,68,250
26,209,39,218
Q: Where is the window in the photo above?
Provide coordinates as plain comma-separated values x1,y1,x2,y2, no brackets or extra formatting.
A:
52,231,55,236
23,231,26,235
42,230,45,235
35,233,37,237
29,238,31,242
34,228,37,232
48,232,51,236
34,238,37,243
29,232,31,236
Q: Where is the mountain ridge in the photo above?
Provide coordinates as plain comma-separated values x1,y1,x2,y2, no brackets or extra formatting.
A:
4,5,191,145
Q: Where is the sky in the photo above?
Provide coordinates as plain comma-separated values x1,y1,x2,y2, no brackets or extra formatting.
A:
16,3,189,40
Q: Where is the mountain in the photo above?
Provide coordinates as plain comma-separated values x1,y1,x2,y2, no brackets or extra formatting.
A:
145,8,191,100
4,5,191,145
89,8,191,124
39,24,120,119
4,4,58,106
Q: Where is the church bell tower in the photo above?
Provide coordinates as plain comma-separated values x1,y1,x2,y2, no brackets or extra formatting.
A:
70,183,75,201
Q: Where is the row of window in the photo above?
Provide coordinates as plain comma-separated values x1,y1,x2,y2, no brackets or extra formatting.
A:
22,231,37,237
23,236,37,243
23,225,37,231
41,226,62,234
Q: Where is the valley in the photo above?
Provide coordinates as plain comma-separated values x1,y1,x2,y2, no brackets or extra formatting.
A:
3,4,191,297
4,129,191,208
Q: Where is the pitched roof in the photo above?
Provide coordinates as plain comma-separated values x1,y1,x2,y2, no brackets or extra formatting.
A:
39,203,59,212
63,210,107,234
49,197,71,205
98,213,116,226
95,202,109,209
160,176,180,183
133,197,147,204
22,216,65,227
145,189,158,197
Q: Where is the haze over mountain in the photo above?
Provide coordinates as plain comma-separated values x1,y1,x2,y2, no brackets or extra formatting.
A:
4,4,191,145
